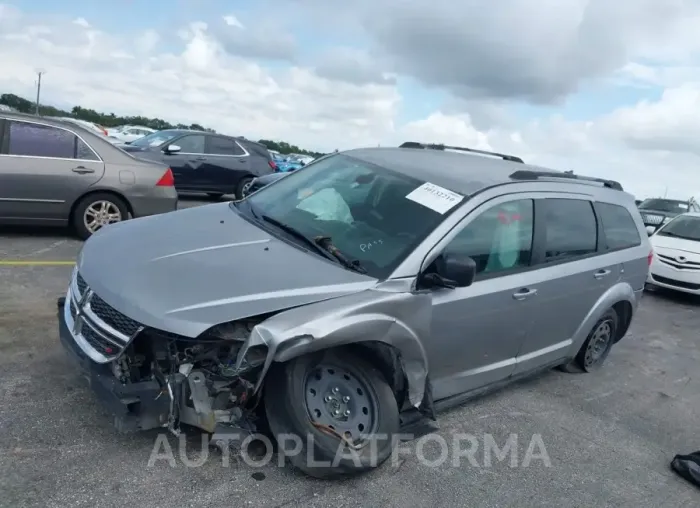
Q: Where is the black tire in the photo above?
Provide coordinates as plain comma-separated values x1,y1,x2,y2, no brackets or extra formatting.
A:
264,347,399,479
72,193,129,240
558,308,619,373
235,176,254,200
207,192,224,200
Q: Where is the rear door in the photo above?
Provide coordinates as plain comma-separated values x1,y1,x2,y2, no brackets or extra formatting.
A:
0,118,104,221
163,134,207,190
513,196,617,373
203,136,250,191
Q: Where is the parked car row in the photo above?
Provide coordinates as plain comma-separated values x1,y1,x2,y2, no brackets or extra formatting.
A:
647,212,700,295
637,197,700,235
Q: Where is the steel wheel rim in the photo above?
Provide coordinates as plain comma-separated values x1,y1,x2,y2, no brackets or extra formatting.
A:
304,363,378,446
584,320,613,368
84,200,122,233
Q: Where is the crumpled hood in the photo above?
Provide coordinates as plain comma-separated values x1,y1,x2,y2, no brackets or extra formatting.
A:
77,203,376,338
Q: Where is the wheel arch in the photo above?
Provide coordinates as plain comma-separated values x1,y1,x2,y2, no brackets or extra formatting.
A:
69,188,134,223
245,312,431,409
567,281,637,357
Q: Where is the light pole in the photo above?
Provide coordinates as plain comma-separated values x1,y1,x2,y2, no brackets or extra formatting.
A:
35,69,45,115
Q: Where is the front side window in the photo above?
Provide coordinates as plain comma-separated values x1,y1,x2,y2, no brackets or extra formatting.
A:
244,154,463,278
175,135,206,153
441,199,534,276
129,130,180,147
542,198,597,261
657,215,700,242
597,202,641,250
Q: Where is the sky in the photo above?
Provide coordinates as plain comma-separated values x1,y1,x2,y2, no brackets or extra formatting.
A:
2,0,700,200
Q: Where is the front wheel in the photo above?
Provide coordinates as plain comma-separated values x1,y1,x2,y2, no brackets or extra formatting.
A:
264,347,399,479
72,193,129,240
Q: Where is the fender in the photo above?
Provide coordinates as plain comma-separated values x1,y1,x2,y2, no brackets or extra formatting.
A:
565,281,638,358
235,288,433,407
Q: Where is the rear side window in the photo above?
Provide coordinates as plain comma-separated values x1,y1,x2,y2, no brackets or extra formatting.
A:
206,136,245,156
7,120,98,161
596,202,641,250
541,199,597,261
9,121,75,158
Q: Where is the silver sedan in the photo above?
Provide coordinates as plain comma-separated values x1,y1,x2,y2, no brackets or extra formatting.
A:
0,112,178,238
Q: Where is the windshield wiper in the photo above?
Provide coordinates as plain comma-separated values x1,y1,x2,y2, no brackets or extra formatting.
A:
314,236,368,274
260,215,339,261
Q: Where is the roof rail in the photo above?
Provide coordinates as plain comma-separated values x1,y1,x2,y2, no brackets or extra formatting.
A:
399,141,524,163
509,170,624,191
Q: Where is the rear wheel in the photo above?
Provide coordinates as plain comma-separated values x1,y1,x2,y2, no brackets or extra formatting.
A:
264,347,399,479
559,308,619,373
72,193,129,240
236,176,254,199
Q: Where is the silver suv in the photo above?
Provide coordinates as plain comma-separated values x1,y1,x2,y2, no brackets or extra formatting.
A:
57,143,651,478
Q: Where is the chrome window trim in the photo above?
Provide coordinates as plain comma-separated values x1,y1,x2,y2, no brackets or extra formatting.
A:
0,116,103,162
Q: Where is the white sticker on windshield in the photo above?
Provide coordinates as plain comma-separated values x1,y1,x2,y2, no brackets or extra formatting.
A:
405,182,464,214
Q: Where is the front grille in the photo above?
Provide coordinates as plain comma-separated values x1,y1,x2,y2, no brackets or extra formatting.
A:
82,325,121,356
652,274,700,291
90,293,141,337
658,254,700,271
76,273,87,295
70,299,77,319
643,214,664,225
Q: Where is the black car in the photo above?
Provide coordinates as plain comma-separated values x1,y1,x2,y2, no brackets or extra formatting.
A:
637,198,700,234
120,130,277,199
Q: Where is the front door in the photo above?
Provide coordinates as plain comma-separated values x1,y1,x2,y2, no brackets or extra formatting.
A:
0,119,105,221
164,134,207,190
423,197,540,400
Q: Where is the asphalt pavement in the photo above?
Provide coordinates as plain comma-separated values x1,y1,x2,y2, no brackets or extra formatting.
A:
1,197,699,507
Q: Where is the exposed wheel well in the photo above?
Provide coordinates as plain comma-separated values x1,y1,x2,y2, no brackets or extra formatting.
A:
343,341,410,410
612,300,633,343
69,190,133,223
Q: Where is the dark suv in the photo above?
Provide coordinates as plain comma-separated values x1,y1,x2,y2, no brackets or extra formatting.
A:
638,198,700,235
121,130,276,199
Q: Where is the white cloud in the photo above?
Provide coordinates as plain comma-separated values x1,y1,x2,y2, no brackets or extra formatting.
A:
0,7,399,153
1,3,700,200
223,14,244,29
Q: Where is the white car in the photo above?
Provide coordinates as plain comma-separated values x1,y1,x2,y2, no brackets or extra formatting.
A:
57,117,108,137
647,212,700,295
106,125,155,143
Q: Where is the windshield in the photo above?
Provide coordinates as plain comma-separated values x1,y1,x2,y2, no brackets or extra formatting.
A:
639,199,689,214
129,130,180,147
245,154,464,278
657,215,700,242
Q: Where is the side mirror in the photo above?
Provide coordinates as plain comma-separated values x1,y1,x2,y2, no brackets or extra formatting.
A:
164,144,181,154
422,253,477,289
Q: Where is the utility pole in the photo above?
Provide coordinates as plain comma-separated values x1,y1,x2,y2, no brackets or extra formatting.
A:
35,69,45,115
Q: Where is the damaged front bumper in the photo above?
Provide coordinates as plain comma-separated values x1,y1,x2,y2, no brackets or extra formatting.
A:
57,296,171,432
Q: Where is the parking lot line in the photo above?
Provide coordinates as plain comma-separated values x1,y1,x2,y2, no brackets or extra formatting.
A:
0,260,75,266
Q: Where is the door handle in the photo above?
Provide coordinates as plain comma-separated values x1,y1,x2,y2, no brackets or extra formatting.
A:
594,269,612,280
512,288,538,301
192,156,207,161
72,166,95,174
